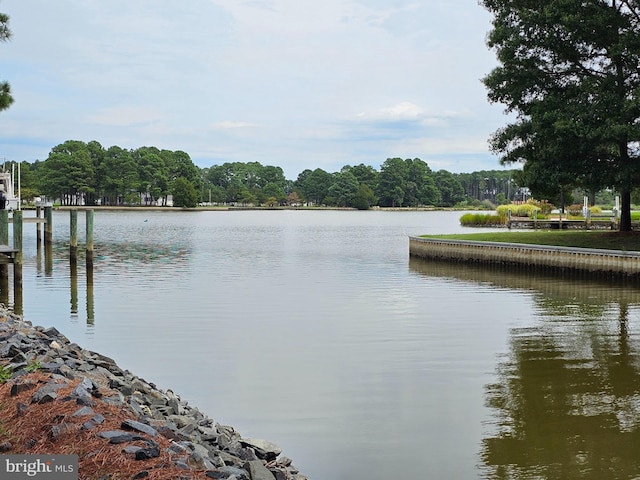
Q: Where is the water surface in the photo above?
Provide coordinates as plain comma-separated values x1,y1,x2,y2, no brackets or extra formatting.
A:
10,210,640,479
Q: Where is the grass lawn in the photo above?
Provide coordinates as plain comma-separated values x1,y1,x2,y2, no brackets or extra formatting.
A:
424,230,640,251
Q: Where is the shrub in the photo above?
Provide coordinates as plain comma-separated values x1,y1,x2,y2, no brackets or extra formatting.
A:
527,199,554,215
567,204,585,216
497,203,537,218
460,213,505,226
496,199,555,218
589,205,602,214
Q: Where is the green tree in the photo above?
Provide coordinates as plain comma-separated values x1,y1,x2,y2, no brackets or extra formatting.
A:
261,182,286,205
0,11,12,112
327,171,359,207
434,170,464,207
406,158,439,206
100,146,137,205
377,158,408,207
133,147,169,205
40,141,95,205
353,184,377,210
172,177,198,208
482,0,640,231
342,164,379,191
299,168,333,205
17,161,39,203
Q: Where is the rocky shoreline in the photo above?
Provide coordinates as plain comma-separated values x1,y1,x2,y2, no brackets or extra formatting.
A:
0,307,308,480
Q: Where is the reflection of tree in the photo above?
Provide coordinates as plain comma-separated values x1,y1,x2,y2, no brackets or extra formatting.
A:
481,304,640,480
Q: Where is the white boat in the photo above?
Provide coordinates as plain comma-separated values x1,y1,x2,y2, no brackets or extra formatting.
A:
0,170,20,210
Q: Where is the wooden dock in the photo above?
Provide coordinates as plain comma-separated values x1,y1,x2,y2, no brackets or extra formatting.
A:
0,207,95,314
0,245,17,264
507,217,618,230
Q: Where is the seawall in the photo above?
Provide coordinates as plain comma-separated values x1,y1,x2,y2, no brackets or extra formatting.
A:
409,236,640,278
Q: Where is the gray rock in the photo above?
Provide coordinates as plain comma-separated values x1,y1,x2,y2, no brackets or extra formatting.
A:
32,385,62,404
41,326,62,338
240,438,282,461
245,460,276,480
198,426,219,441
270,470,287,480
16,402,28,416
10,381,35,396
49,423,75,439
122,419,158,437
82,414,105,430
206,466,250,480
0,342,22,358
57,364,76,379
72,406,95,417
97,431,145,444
135,445,160,460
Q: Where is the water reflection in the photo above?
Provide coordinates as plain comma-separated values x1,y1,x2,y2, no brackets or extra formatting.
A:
410,258,640,479
86,267,94,325
408,257,640,305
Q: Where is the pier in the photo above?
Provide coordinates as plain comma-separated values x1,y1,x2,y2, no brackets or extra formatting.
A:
0,206,95,313
506,216,618,230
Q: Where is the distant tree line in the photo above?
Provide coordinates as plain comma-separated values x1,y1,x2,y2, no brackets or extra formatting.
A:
11,139,542,209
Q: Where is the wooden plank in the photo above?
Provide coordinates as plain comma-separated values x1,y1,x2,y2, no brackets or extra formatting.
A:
0,244,16,264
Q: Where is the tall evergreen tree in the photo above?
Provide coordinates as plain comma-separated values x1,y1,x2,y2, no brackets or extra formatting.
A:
0,10,13,112
483,0,640,230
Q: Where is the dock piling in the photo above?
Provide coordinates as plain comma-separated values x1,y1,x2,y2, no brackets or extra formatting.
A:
70,210,78,263
13,210,22,314
44,206,53,246
86,209,94,270
36,206,42,245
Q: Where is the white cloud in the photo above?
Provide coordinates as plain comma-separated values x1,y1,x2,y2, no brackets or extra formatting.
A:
210,121,259,129
356,102,424,121
0,0,507,177
85,106,167,127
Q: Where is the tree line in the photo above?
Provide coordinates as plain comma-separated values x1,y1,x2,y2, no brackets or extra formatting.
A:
10,139,532,209
6,5,640,218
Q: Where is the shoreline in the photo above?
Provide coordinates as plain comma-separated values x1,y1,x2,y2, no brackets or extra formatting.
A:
409,236,640,278
0,307,308,479
50,205,463,212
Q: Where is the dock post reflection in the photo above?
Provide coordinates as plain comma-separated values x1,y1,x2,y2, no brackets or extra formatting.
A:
86,267,94,325
70,257,78,316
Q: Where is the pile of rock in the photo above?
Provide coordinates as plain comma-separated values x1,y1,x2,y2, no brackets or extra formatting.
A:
0,307,308,480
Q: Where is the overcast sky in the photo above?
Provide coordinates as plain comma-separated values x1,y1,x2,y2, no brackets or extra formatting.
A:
0,0,510,180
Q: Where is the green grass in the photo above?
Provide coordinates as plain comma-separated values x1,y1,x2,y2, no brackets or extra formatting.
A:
0,365,11,383
423,230,640,251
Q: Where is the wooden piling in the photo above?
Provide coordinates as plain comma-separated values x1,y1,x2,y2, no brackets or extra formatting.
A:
0,209,8,306
86,209,94,270
0,210,7,287
36,206,42,245
70,210,78,263
13,210,22,313
44,206,53,246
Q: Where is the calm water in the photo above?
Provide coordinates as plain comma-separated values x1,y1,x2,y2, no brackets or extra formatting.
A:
9,210,640,479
